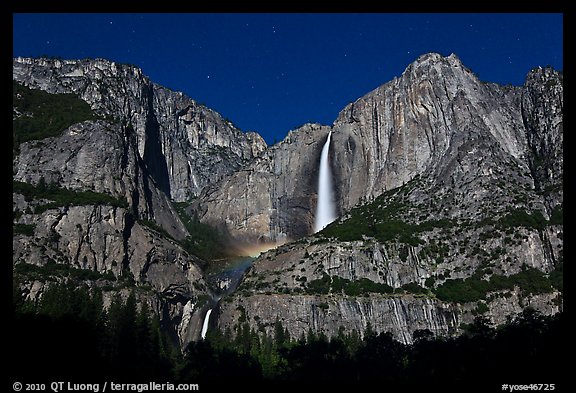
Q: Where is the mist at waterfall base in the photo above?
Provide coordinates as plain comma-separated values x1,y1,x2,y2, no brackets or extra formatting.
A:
201,255,257,340
233,242,286,258
314,131,336,233
200,132,337,340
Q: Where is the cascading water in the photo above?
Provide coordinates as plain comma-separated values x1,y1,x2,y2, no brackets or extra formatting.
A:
200,309,212,340
314,131,336,233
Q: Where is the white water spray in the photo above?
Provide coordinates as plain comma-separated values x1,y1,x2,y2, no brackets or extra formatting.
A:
314,131,336,232
200,309,212,340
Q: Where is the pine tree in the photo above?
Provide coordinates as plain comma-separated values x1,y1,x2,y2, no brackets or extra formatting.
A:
37,176,47,193
121,291,138,365
105,293,124,361
306,327,316,344
13,276,25,314
298,331,306,346
38,282,73,318
136,301,153,364
274,318,287,348
150,315,166,360
364,321,375,339
249,329,261,360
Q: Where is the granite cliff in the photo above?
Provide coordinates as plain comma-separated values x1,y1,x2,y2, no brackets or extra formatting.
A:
13,53,562,347
207,53,563,343
12,56,267,348
199,53,562,243
13,57,267,202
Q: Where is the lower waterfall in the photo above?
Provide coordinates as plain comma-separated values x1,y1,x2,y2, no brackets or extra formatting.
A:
201,309,212,340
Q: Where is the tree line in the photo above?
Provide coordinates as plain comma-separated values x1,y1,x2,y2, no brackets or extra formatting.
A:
11,279,564,389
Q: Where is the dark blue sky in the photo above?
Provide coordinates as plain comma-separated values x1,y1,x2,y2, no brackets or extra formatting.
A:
13,13,563,145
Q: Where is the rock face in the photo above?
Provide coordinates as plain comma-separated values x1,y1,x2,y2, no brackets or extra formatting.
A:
198,53,562,242
211,53,563,343
13,57,267,202
218,294,462,344
13,53,563,347
12,118,211,347
521,67,563,206
217,220,561,344
330,53,528,211
13,57,269,347
13,120,188,240
197,123,332,244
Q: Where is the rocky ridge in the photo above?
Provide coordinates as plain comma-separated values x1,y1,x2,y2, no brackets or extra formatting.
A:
13,53,563,347
210,53,563,343
197,123,332,244
12,56,268,347
12,117,210,347
13,57,267,202
199,53,562,241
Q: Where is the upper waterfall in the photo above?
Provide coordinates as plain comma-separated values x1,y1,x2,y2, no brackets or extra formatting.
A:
314,131,336,232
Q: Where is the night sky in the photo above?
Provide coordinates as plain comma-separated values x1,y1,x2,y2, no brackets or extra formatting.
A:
13,13,563,145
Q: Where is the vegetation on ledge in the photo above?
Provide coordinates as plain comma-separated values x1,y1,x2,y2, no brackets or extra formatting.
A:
318,180,562,246
13,81,99,150
13,179,129,213
14,261,116,282
13,223,35,236
173,201,228,261
306,274,394,296
137,219,175,241
433,265,558,303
